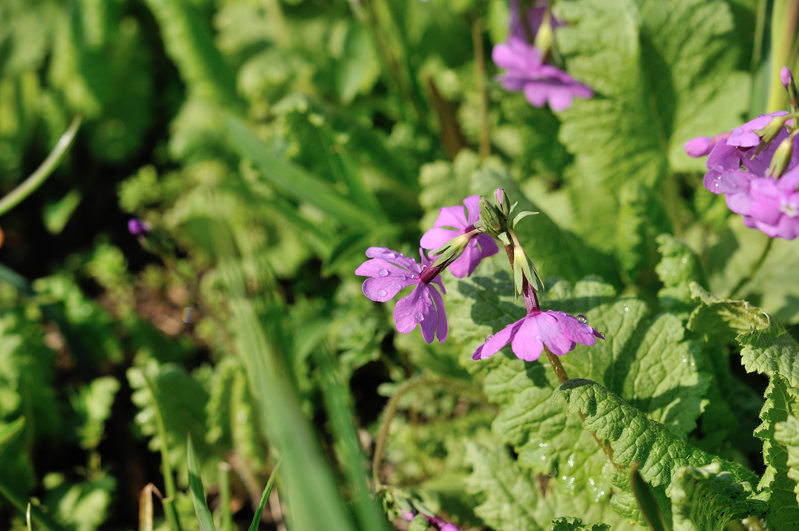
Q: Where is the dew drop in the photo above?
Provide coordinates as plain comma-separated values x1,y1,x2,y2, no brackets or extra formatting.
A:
410,274,417,279
414,312,423,322
623,305,630,312
393,283,402,291
381,251,395,259
577,314,588,324
378,269,390,277
377,289,387,298
535,335,541,340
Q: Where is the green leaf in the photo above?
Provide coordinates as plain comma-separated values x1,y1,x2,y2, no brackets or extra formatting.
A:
42,188,81,234
223,113,378,230
0,416,25,452
408,515,430,531
774,415,799,508
556,379,760,492
248,457,281,531
670,463,766,531
737,318,799,388
463,441,625,531
754,374,799,530
688,283,770,343
655,235,705,312
548,516,610,531
629,464,671,531
44,474,117,531
556,0,748,249
70,377,120,450
187,434,216,531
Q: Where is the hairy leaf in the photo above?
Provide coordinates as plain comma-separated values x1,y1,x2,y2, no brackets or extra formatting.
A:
557,0,748,249
548,516,610,531
670,463,767,531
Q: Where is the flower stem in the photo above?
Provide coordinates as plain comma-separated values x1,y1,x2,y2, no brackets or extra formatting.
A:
472,15,491,160
543,347,569,384
729,236,773,299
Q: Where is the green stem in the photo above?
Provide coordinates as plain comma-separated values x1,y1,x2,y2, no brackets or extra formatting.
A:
218,463,233,531
142,371,183,531
0,476,69,531
0,115,82,216
371,376,478,490
729,237,774,299
472,15,491,160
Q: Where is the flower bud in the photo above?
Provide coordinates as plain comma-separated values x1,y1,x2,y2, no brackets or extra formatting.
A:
495,188,511,217
479,196,504,235
756,114,790,145
769,137,794,178
783,67,799,110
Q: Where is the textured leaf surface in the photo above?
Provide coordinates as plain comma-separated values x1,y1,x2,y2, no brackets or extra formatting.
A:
548,516,610,531
755,375,799,530
774,415,799,510
738,320,799,389
557,379,759,492
670,463,767,531
655,235,705,312
556,0,748,249
463,441,625,531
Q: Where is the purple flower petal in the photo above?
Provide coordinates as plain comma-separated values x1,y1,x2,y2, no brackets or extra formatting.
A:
684,137,714,158
430,285,448,343
472,320,520,360
395,285,430,335
420,228,461,249
433,206,469,230
361,276,410,302
462,195,482,225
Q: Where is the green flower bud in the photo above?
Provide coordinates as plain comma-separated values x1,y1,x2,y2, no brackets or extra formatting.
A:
479,196,504,235
769,137,794,178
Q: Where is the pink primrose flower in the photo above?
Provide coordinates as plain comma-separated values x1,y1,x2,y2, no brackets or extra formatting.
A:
472,309,603,362
420,195,498,278
744,166,799,239
492,37,593,111
355,247,447,343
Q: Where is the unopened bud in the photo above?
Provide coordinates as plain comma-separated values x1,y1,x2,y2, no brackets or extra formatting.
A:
479,196,503,234
495,188,511,217
782,66,799,110
754,115,791,156
769,137,794,178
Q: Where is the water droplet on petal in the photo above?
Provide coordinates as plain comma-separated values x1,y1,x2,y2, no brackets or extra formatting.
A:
378,269,390,277
535,335,541,340
410,274,416,279
393,283,402,291
414,312,423,322
577,314,588,323
381,251,395,259
377,289,387,298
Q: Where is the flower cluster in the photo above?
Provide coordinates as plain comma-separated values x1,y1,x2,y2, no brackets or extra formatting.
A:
687,67,799,239
355,191,603,363
493,0,593,111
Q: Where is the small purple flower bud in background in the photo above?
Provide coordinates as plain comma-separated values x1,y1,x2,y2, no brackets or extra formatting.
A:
128,218,151,235
684,132,732,158
781,66,794,89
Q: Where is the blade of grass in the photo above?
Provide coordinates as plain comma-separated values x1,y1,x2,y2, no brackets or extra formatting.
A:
0,416,25,451
223,113,377,229
217,463,232,531
142,371,182,531
0,477,68,531
26,503,32,531
187,434,216,531
314,343,390,531
220,262,358,531
629,463,671,531
248,457,282,531
0,115,82,216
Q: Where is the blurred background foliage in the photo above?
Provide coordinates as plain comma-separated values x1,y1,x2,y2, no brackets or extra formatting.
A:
0,0,792,529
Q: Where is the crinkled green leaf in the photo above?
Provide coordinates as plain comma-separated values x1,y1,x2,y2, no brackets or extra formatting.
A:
774,415,799,510
670,463,767,531
463,441,626,531
655,235,705,312
755,374,799,530
556,0,749,250
556,379,760,492
737,318,799,389
548,516,610,531
44,473,116,531
614,181,671,287
70,376,120,450
205,357,263,467
688,283,770,342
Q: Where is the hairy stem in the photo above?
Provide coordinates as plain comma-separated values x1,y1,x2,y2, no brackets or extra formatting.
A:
729,237,773,299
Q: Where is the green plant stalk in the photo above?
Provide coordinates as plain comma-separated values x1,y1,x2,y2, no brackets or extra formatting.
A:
0,115,82,216
729,237,774,299
248,457,282,531
472,15,491,160
314,343,390,531
142,372,182,531
217,463,233,531
767,0,799,113
187,434,216,531
0,477,68,531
